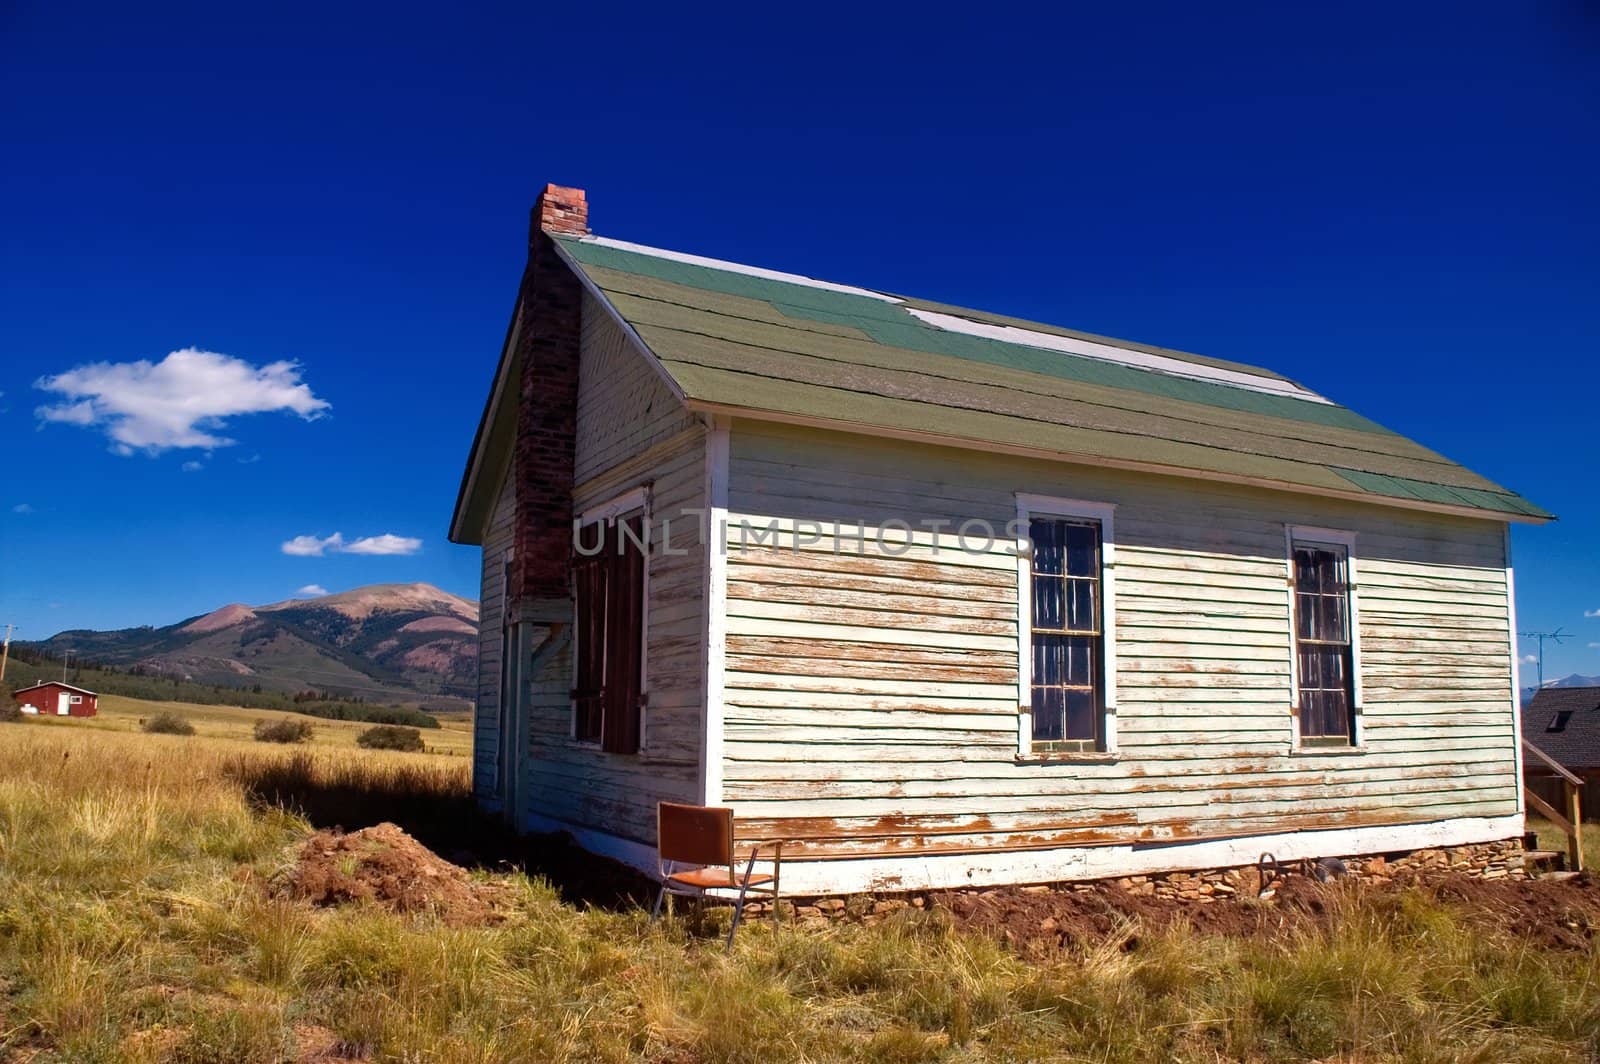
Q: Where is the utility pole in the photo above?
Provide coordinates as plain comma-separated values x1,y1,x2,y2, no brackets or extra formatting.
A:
61,649,74,684
0,625,12,684
1518,627,1571,692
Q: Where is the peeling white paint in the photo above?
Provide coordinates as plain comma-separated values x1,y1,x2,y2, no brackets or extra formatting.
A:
522,809,1524,897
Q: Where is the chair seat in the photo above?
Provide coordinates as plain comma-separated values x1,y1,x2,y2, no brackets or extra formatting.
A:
666,867,775,890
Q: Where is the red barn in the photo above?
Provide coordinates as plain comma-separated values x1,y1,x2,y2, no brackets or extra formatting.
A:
12,681,98,717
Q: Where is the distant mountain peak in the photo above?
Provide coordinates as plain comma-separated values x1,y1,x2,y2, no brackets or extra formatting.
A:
259,582,477,622
180,603,259,634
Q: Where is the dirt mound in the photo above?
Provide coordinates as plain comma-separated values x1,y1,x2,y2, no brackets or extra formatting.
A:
934,872,1600,958
1423,872,1600,951
279,822,512,925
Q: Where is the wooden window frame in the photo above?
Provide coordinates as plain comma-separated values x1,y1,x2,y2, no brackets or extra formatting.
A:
1285,525,1364,750
1015,494,1118,759
571,485,651,754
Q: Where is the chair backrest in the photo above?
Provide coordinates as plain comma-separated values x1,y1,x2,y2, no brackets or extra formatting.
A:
658,802,734,872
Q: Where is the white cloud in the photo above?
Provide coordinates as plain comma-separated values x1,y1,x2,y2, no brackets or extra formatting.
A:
34,348,328,454
1589,643,1600,651
1521,653,1540,664
11,503,32,514
181,460,203,473
1586,609,1600,619
281,532,421,557
344,534,422,556
296,584,330,597
282,533,345,557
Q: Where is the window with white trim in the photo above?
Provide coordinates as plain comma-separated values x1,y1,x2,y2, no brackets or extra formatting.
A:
1289,530,1360,746
1017,496,1117,755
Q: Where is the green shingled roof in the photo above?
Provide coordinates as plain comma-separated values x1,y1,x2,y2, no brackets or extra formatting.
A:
555,235,1551,523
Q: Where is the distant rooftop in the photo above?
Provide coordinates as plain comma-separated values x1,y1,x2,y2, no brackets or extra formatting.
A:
1523,687,1600,769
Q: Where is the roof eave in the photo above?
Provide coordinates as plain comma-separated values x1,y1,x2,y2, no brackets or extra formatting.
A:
448,298,525,547
684,399,1555,526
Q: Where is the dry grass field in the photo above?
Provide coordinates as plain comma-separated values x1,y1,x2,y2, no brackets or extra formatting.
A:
70,692,475,757
1,711,1599,1062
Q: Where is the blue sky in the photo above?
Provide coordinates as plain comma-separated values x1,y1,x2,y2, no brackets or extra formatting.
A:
1,3,1596,676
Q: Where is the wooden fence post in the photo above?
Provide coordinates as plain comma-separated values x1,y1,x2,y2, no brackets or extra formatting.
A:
1565,782,1584,872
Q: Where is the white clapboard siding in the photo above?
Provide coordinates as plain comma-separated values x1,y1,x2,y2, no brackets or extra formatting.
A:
476,294,708,844
719,420,1516,858
473,467,517,801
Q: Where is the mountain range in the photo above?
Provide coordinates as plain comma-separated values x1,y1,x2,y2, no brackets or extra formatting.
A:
31,583,478,707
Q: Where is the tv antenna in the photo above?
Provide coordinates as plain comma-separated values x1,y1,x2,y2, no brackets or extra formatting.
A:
1518,627,1571,692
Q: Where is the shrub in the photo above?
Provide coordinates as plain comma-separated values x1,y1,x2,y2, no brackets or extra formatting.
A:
0,701,20,724
356,725,426,753
254,718,314,744
142,712,196,735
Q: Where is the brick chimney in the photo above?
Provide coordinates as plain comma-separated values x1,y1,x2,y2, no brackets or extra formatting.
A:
533,183,588,237
509,184,588,619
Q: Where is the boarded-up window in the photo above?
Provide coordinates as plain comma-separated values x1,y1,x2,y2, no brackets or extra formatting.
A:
1030,517,1104,751
573,512,646,753
1294,542,1355,743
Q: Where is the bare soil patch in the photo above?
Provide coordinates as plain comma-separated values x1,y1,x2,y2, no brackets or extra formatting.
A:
934,871,1600,957
279,822,513,925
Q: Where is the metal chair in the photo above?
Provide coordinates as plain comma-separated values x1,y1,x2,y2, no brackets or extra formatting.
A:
650,801,783,950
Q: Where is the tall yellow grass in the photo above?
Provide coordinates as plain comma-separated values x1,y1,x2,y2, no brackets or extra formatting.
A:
1,721,1598,1062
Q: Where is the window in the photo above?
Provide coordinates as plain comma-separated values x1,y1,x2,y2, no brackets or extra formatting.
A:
573,497,647,754
68,695,83,704
1548,710,1574,733
1292,538,1357,745
1017,496,1116,755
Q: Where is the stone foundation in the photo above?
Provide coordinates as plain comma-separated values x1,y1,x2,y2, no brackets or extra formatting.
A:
759,838,1527,923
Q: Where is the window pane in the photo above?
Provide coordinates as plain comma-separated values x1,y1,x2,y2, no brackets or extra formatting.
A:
1032,575,1063,629
1301,689,1328,737
1316,687,1352,738
1298,647,1322,688
1064,690,1096,741
1030,519,1064,575
1323,595,1347,642
1295,592,1314,640
1064,522,1099,577
1294,548,1319,592
1065,578,1097,632
1066,634,1095,687
1031,686,1064,741
1033,634,1066,687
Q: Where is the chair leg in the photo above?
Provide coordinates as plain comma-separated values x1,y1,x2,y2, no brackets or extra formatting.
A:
651,885,666,923
725,853,759,952
725,892,748,952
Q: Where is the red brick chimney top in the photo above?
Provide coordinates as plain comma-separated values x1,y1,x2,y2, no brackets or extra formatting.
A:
534,183,588,237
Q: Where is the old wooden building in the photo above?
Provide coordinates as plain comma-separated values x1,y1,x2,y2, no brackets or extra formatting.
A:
449,184,1549,894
